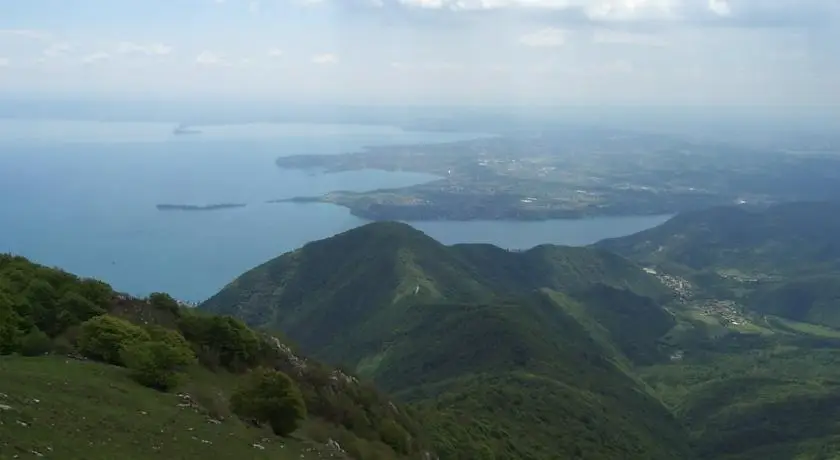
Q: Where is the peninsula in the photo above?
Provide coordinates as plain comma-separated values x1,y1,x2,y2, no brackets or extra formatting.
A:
156,203,247,211
272,130,840,221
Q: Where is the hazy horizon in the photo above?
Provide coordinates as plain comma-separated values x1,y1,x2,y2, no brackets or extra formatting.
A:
1,0,839,107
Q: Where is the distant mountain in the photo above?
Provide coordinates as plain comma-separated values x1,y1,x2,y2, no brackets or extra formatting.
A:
595,202,840,277
201,221,692,459
595,201,840,329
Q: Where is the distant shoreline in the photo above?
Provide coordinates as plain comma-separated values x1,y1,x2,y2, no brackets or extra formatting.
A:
156,203,247,212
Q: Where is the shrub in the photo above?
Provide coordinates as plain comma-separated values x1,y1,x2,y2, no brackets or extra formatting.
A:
0,298,20,355
231,368,307,436
19,328,52,356
121,338,196,391
77,315,149,365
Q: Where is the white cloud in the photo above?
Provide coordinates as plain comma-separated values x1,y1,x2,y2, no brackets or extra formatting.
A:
519,28,565,47
592,29,668,46
708,0,731,17
267,48,284,57
116,42,173,56
249,0,261,13
0,57,9,67
82,52,111,64
42,42,72,58
311,53,338,64
391,61,462,71
397,0,680,20
0,29,51,41
195,50,226,66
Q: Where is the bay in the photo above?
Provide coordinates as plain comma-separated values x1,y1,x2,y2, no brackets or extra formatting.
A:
0,120,669,301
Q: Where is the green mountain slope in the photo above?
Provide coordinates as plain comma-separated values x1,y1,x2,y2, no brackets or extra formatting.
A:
0,254,432,460
203,222,669,362
201,222,692,459
595,201,840,277
595,201,840,459
595,202,840,327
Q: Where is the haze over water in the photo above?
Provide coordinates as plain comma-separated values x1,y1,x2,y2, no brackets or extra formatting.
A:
0,120,669,301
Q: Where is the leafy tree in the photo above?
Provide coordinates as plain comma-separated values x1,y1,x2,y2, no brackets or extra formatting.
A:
121,338,196,391
24,279,58,333
0,294,20,355
148,292,180,314
231,368,307,436
55,291,104,332
19,328,53,356
75,278,114,311
178,313,261,371
77,315,149,365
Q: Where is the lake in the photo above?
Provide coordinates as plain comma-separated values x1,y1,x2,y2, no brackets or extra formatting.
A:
0,120,670,301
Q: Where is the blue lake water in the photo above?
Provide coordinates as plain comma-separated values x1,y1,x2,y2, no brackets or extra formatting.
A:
0,120,670,301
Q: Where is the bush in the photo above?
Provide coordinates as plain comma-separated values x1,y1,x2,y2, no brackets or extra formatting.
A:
77,315,149,365
231,368,307,436
19,328,52,356
121,338,196,391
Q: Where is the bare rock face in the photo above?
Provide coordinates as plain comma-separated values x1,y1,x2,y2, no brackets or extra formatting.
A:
268,336,307,374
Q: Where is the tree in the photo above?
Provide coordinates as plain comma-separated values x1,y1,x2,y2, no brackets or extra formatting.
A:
55,291,104,333
231,368,307,436
0,294,20,355
121,338,196,391
178,313,261,371
77,315,149,365
148,292,180,314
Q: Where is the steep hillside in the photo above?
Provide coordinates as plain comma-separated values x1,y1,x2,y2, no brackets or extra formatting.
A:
0,254,432,460
201,222,692,459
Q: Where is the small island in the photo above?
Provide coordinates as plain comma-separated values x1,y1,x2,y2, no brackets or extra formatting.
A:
156,203,247,212
172,123,202,136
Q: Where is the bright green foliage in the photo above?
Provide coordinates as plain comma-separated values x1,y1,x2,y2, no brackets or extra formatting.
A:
121,338,196,391
231,368,307,436
77,315,150,365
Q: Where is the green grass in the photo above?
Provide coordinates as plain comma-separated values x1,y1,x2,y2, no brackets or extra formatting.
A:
0,356,335,460
765,316,840,339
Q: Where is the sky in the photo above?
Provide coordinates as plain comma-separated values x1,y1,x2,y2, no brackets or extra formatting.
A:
0,0,839,106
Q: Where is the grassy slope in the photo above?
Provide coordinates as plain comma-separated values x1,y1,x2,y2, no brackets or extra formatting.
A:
0,356,330,460
0,253,431,460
